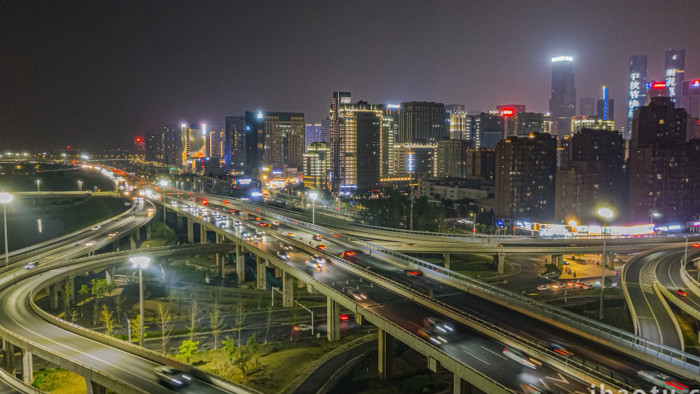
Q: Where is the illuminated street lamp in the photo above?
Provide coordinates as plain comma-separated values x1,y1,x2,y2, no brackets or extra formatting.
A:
597,207,614,320
308,192,318,225
649,211,661,225
0,192,14,267
36,179,41,192
130,256,150,346
77,180,83,191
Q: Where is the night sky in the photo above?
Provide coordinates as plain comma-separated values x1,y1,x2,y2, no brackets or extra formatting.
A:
1,0,699,152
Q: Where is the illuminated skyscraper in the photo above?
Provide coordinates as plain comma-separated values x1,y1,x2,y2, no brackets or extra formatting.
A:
626,55,648,140
548,56,576,136
664,49,685,101
596,86,614,122
446,104,467,139
329,91,352,191
244,111,305,176
225,116,244,168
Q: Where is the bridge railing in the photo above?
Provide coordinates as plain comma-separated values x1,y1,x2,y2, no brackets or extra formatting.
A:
264,208,700,378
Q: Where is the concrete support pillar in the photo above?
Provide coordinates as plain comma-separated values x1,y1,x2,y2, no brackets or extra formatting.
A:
133,226,141,242
326,298,340,342
236,244,245,284
21,349,32,385
186,218,194,244
50,284,60,309
297,278,305,288
2,341,15,375
215,253,225,278
200,224,207,244
67,276,75,305
274,267,282,278
146,222,152,241
256,256,267,290
129,233,137,250
377,328,393,380
355,313,363,325
86,379,107,394
306,283,314,293
282,272,294,307
105,267,115,283
444,253,451,270
453,374,473,394
497,253,505,275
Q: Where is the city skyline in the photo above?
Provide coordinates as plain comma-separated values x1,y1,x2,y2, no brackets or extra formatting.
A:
2,0,700,151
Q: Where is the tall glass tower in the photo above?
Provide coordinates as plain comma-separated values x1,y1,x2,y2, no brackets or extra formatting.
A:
665,49,685,100
626,55,648,139
549,56,576,136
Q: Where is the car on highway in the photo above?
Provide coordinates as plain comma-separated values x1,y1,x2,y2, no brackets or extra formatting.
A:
637,371,689,394
423,317,455,334
276,251,289,260
84,241,95,246
316,244,327,250
107,232,118,237
24,262,38,270
404,269,423,277
241,231,253,241
341,250,357,261
294,324,313,332
279,243,293,250
313,234,323,241
417,328,447,346
154,365,192,388
333,233,341,238
305,258,323,270
549,342,573,357
537,284,549,291
345,288,367,301
91,225,101,231
502,347,540,369
677,289,687,297
287,232,296,236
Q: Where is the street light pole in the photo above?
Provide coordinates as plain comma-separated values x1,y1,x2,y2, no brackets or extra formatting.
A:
0,193,13,268
308,192,318,226
130,256,150,346
36,179,40,192
597,207,614,321
684,235,688,267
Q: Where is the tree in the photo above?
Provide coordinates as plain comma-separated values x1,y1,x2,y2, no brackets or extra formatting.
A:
209,301,225,350
155,304,174,355
186,300,199,342
100,304,115,336
113,293,124,324
231,335,260,383
234,295,246,346
177,339,199,364
130,314,149,345
62,280,74,316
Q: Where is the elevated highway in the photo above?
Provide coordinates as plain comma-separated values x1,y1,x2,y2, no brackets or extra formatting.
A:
157,192,700,392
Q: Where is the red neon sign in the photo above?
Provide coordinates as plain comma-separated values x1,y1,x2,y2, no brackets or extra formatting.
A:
692,79,700,87
651,82,666,89
500,109,515,117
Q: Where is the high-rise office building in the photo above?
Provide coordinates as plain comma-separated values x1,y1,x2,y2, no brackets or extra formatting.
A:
380,109,398,178
446,104,467,140
329,92,352,191
332,100,382,193
513,112,546,136
555,129,626,222
436,139,469,178
596,86,614,122
180,123,207,170
208,126,225,161
303,142,330,190
579,97,595,116
244,111,305,175
497,105,526,137
680,79,700,119
398,102,447,142
465,113,504,148
393,143,437,179
162,125,182,166
144,129,160,162
549,56,576,136
631,97,687,149
665,49,685,100
305,123,323,148
225,116,244,168
466,148,495,181
626,55,648,139
495,133,557,220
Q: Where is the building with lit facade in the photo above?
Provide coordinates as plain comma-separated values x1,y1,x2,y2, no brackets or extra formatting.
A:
466,148,495,182
398,101,447,143
549,56,576,136
626,55,648,139
497,105,526,137
380,108,398,178
446,104,467,140
225,116,244,168
596,86,614,122
144,129,160,162
495,133,557,220
555,129,626,222
244,111,305,177
208,125,225,162
570,116,616,135
513,112,546,136
436,139,469,178
180,123,208,171
302,142,330,190
465,113,504,148
329,91,352,191
665,49,685,101
332,100,383,193
393,142,437,179
305,123,323,148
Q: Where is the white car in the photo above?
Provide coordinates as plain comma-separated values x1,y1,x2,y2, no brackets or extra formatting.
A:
295,323,313,332
502,347,540,369
154,365,191,388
